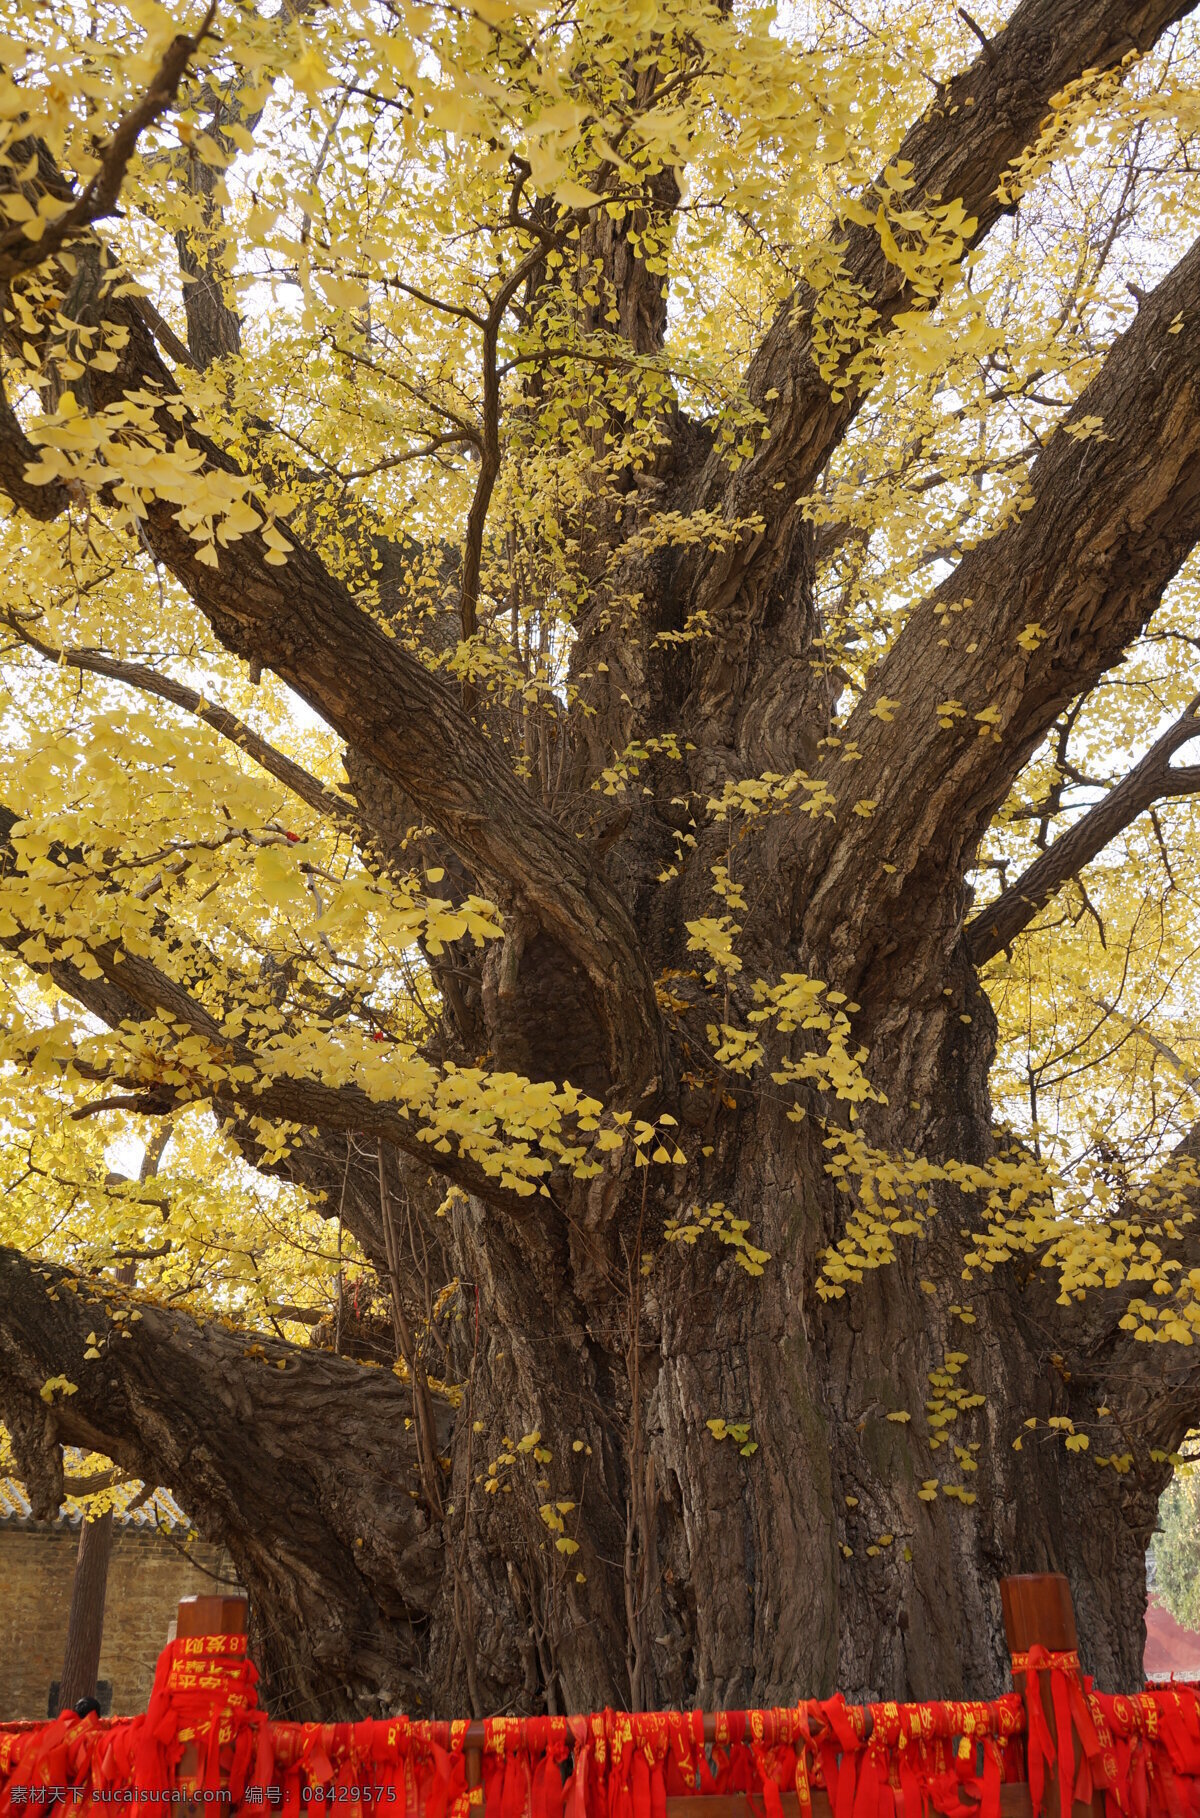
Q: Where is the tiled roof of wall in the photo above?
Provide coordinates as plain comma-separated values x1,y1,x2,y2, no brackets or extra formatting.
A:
0,1475,192,1533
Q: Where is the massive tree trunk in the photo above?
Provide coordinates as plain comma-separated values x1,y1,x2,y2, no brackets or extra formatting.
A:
2,955,1181,1719
410,954,1179,1717
1,0,1200,1732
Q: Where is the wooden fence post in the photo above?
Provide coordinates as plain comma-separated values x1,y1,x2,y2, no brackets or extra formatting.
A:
175,1595,249,1642
466,1735,484,1818
1000,1573,1094,1818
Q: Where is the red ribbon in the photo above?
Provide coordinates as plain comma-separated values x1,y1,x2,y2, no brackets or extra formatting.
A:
1013,1644,1120,1818
15,1634,1200,1818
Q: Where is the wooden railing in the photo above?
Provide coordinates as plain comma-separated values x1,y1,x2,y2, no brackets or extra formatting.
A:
154,1572,1097,1818
5,1569,1188,1818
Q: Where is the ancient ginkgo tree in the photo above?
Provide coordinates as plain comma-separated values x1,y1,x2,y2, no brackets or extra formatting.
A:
1,0,1200,1723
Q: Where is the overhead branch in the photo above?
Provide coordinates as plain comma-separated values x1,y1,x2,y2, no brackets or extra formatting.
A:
676,0,1198,744
795,232,1200,988
0,5,217,286
136,294,197,371
0,1241,443,1717
1087,999,1200,1095
5,614,358,830
458,242,553,706
969,702,1200,964
61,1465,135,1496
139,50,445,585
46,948,551,1217
165,2,325,366
0,803,550,1215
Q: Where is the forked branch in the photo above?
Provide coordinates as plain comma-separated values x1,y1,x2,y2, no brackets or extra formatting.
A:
0,4,218,285
0,233,666,1097
797,233,1200,979
678,0,1199,740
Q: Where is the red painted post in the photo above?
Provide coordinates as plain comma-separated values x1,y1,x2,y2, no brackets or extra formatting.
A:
1000,1574,1093,1818
1000,1573,1079,1657
174,1594,250,1795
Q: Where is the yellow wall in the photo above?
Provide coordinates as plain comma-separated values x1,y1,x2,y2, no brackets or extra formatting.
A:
0,1524,238,1719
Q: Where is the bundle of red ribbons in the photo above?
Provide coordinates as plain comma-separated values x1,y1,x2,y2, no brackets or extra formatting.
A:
3,1639,1199,1818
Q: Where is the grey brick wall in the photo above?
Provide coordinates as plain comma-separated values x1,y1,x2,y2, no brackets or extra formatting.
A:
0,1525,239,1720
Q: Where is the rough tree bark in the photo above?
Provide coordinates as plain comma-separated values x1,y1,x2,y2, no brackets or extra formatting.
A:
0,1245,444,1717
1,0,1199,1729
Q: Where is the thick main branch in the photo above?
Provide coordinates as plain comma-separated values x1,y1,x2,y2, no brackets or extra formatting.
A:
678,0,1197,746
0,1242,443,1716
797,233,1200,990
0,249,665,1097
